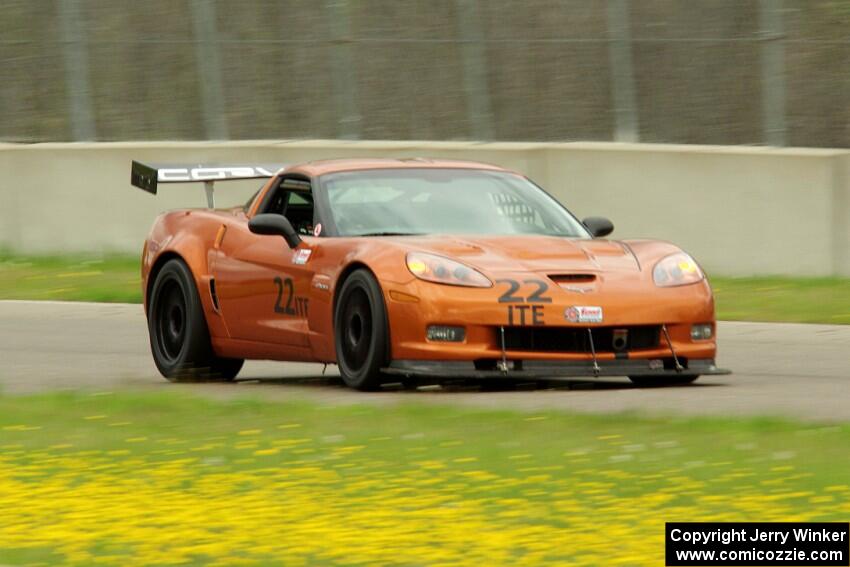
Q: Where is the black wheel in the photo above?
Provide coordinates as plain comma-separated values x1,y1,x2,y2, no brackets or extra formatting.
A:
334,269,389,391
148,259,244,382
628,375,699,387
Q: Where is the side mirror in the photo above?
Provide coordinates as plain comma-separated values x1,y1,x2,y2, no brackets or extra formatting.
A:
249,214,302,248
582,217,614,238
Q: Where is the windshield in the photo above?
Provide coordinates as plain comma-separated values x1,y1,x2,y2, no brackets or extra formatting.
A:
321,168,590,238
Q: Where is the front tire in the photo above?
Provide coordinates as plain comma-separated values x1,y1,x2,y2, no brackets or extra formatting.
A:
148,259,244,382
334,269,389,391
628,375,699,387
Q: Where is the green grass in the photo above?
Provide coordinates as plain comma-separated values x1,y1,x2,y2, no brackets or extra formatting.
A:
0,253,141,303
1,253,849,324
711,276,850,324
0,391,847,565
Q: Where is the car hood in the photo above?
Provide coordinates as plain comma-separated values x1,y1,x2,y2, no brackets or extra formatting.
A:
400,235,641,274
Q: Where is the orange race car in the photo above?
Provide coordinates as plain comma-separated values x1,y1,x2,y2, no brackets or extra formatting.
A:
132,158,729,390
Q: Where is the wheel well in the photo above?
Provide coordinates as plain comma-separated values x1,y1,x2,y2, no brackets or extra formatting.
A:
333,262,373,316
146,252,185,314
333,262,391,365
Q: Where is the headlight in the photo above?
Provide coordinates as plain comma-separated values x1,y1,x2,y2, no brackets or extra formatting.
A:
406,252,492,288
653,252,704,287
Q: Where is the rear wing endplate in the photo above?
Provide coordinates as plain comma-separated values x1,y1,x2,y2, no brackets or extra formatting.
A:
131,160,285,207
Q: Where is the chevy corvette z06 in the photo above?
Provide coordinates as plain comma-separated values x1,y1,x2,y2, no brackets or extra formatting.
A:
132,158,729,390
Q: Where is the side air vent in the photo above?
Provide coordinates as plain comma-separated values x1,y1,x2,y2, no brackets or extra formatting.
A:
549,274,597,284
209,278,220,312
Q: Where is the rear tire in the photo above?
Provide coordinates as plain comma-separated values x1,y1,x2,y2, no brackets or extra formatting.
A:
148,259,244,382
334,269,389,391
628,375,699,387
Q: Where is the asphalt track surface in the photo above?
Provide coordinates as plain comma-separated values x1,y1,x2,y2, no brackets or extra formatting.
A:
1,301,848,422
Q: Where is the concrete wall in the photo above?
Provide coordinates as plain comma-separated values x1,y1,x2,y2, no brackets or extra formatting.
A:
1,140,848,276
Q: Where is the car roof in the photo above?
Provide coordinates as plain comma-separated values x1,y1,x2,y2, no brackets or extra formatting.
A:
284,158,514,178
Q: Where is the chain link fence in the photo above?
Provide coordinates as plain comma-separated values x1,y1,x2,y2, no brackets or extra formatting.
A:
2,0,848,146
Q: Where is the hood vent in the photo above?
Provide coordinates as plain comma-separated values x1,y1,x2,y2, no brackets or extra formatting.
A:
548,274,596,284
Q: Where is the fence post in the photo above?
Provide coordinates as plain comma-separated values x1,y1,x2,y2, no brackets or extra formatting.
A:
456,0,495,141
606,0,639,143
326,0,361,139
57,0,97,141
189,0,229,140
758,0,787,147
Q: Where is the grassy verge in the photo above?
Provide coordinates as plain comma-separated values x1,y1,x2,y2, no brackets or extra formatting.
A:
711,276,850,324
0,391,848,565
1,254,849,323
0,254,141,303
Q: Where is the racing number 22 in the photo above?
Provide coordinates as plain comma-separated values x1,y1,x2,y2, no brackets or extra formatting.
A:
496,279,552,304
273,276,308,317
497,279,551,326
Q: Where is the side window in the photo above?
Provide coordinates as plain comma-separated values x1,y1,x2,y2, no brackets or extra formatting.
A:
260,178,315,236
282,192,316,236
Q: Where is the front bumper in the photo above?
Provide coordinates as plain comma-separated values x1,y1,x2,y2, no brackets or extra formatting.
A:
383,358,731,379
385,276,718,362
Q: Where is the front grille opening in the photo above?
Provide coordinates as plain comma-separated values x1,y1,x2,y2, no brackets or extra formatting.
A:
549,274,596,284
663,357,688,370
501,326,661,353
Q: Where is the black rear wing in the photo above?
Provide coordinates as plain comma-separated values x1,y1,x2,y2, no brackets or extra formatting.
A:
131,160,285,207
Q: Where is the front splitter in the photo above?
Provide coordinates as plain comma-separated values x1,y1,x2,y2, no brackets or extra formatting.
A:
383,359,731,379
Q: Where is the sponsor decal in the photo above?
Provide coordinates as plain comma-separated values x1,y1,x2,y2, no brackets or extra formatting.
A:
292,249,312,265
313,223,322,237
564,305,603,324
158,166,277,182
